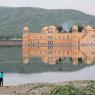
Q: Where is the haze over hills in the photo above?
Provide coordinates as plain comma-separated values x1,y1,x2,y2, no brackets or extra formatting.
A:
0,7,95,39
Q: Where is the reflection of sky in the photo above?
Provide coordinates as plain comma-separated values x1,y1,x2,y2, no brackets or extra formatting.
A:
0,0,95,16
4,65,95,86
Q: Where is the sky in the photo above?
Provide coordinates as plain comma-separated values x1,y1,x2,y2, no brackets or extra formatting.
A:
0,0,95,16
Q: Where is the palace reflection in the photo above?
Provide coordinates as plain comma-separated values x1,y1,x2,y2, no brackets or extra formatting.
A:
23,45,95,65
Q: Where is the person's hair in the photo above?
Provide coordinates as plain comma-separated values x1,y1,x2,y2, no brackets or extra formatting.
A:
1,72,3,73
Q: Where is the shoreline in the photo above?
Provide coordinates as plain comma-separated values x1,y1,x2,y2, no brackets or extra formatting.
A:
0,40,95,46
0,40,22,45
0,80,95,95
4,66,95,86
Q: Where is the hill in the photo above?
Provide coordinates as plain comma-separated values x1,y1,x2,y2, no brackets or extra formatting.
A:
0,7,95,39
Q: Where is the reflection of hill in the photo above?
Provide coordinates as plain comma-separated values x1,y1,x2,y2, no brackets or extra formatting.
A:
0,46,95,73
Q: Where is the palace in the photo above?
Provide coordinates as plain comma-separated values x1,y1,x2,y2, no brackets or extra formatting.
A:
22,25,95,64
23,25,95,45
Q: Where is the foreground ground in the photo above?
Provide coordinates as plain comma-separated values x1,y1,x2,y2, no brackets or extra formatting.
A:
0,80,95,95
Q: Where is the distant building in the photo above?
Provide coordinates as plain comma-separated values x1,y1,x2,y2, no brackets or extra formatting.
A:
23,25,95,45
22,25,95,64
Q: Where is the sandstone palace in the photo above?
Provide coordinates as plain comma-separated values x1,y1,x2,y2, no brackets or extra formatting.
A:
23,25,95,45
22,25,95,64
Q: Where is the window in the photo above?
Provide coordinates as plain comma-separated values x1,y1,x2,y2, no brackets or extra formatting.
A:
48,36,53,39
35,36,38,39
92,52,95,54
67,36,70,39
91,35,95,38
48,51,53,54
59,36,61,39
63,36,65,39
48,41,53,44
40,36,42,39
48,57,53,60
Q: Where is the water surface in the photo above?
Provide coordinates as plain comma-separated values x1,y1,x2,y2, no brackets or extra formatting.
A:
0,45,95,85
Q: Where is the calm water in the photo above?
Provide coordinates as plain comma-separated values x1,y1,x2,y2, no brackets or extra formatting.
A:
0,45,95,85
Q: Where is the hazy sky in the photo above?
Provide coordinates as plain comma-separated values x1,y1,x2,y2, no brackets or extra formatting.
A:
0,0,95,16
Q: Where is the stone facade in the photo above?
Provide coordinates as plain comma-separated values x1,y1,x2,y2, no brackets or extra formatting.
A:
22,25,95,64
23,25,95,45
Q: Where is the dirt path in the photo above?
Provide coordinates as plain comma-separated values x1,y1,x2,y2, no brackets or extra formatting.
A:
0,83,55,95
0,83,35,95
0,80,94,95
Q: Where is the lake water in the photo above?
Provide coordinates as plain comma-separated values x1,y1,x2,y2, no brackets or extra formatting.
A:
0,45,95,86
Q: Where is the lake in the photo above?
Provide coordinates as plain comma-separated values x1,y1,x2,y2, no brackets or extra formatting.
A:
0,45,95,86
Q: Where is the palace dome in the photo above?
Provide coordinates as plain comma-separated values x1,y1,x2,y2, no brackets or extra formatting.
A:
72,25,78,30
42,26,48,32
85,26,93,31
49,26,56,29
23,26,29,32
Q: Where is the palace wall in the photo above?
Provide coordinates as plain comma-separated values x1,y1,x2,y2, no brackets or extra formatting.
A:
22,25,95,64
23,25,95,45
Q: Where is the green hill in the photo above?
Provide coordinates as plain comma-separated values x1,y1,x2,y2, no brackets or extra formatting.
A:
0,7,95,39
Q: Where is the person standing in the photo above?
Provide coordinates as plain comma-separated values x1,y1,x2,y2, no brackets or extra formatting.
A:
0,72,4,87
